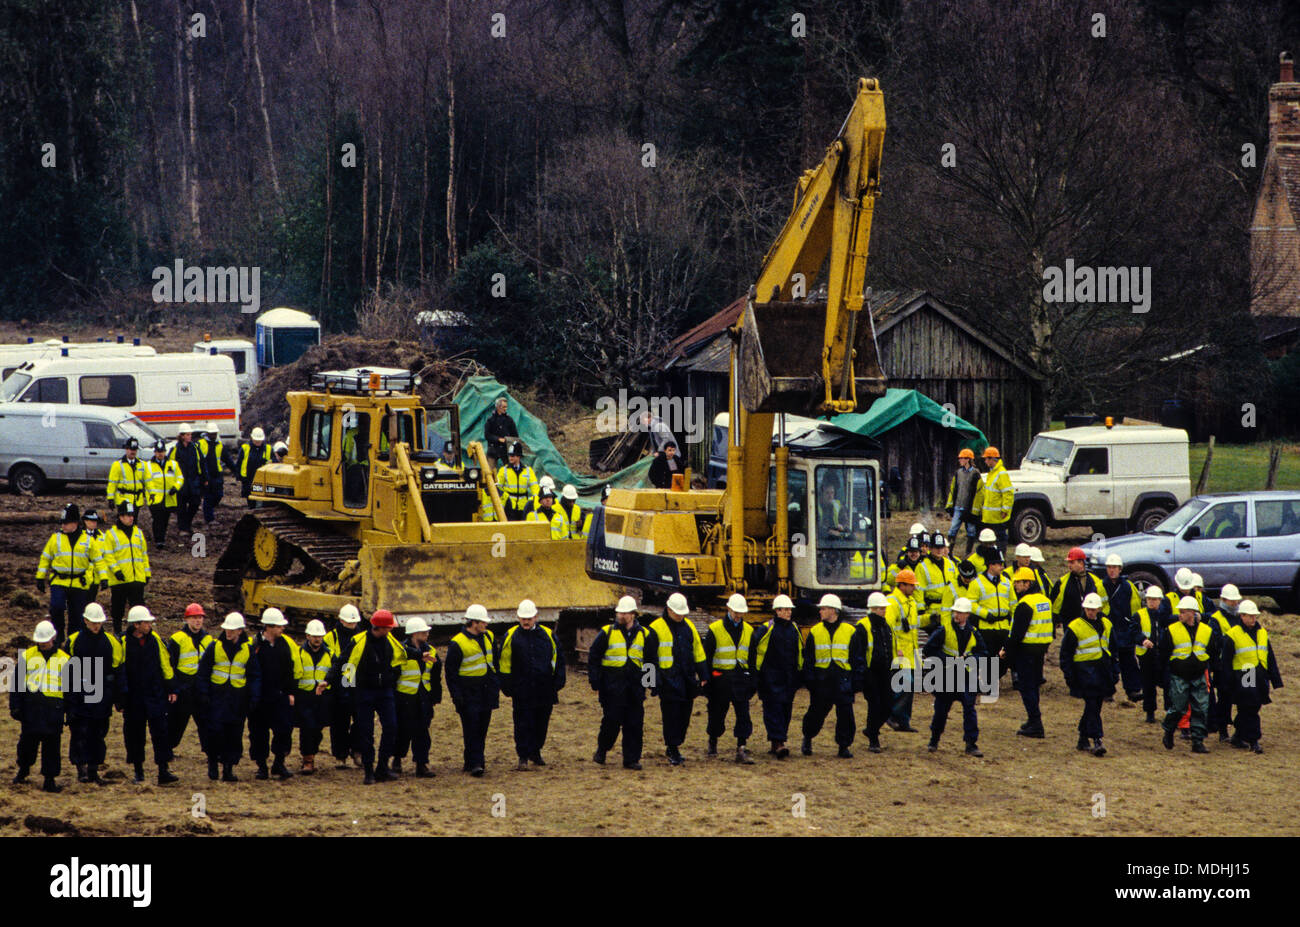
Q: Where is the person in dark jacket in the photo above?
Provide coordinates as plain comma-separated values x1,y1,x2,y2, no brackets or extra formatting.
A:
702,594,758,764
1159,597,1221,754
325,603,364,766
166,602,213,757
645,593,707,765
333,608,405,784
198,423,225,524
446,604,499,776
495,599,565,769
294,619,335,775
589,597,649,770
1059,593,1114,757
393,617,442,777
1002,568,1054,738
1102,554,1143,701
1135,585,1172,722
944,448,982,557
120,605,178,784
10,620,69,792
924,598,988,756
197,612,253,781
1051,547,1107,634
247,607,298,780
168,425,205,536
1221,599,1282,753
484,396,520,467
235,427,270,503
755,594,803,759
800,594,865,758
66,603,122,784
858,592,895,753
648,442,685,490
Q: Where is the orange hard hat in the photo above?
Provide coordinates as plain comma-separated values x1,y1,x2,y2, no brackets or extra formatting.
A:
184,603,205,618
958,448,975,460
982,446,1000,458
1066,547,1087,561
370,609,396,629
895,568,918,585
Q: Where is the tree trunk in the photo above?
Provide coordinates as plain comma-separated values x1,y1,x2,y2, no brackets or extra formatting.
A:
444,0,457,273
184,2,201,243
174,0,188,238
250,0,282,204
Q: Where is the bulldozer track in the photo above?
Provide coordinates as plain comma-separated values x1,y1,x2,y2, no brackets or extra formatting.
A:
213,504,361,606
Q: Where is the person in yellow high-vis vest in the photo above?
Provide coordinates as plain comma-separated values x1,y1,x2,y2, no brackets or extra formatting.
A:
497,442,538,521
885,569,921,732
1159,597,1221,754
559,484,592,539
916,533,959,631
1222,599,1282,753
166,602,213,764
295,619,336,776
589,596,648,769
446,605,498,776
1002,568,1053,738
1060,593,1114,757
527,487,570,539
969,554,1013,683
702,594,758,764
143,440,184,544
800,594,866,758
197,612,253,782
496,599,564,770
977,446,1014,549
104,502,150,637
645,592,706,765
35,503,90,641
393,616,441,777
10,620,69,792
923,597,987,757
106,437,147,510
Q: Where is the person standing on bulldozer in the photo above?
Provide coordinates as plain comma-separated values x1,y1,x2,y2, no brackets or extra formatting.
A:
497,442,537,521
484,396,520,468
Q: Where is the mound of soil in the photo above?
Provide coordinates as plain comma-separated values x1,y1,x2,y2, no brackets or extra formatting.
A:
241,336,489,439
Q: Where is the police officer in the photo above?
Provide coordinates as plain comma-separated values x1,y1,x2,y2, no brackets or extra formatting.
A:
924,597,987,756
143,439,183,544
107,437,147,510
237,426,270,504
393,617,441,778
1060,592,1113,757
1102,554,1142,702
105,502,150,636
294,619,335,775
35,503,88,641
916,533,958,632
66,603,121,784
337,608,405,784
527,487,569,538
326,603,363,767
197,612,253,781
976,445,1014,549
966,528,999,576
885,568,920,732
11,620,69,792
247,607,298,780
496,599,564,769
446,604,499,776
497,442,538,520
885,537,924,592
1002,568,1053,737
1205,584,1243,741
120,605,178,784
166,602,213,758
1159,597,1221,754
197,422,225,524
754,594,802,759
859,591,894,754
1134,585,1170,723
168,424,204,536
589,596,649,770
559,484,591,539
78,508,109,622
970,552,1013,681
702,593,758,764
1222,599,1282,753
800,594,864,758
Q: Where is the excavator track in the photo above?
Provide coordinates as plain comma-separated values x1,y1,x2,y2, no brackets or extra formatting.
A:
213,504,362,606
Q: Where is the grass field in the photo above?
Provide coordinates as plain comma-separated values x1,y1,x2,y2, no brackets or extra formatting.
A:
1187,442,1300,493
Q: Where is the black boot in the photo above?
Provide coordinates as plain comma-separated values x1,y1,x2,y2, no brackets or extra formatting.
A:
592,749,607,765
1144,711,1156,723
255,762,269,780
837,745,853,759
415,762,434,778
965,742,983,757
375,756,392,782
390,758,402,775
706,737,718,757
801,737,813,756
76,764,89,783
88,765,104,785
927,738,939,753
133,763,145,784
42,776,61,793
1162,728,1174,750
1091,739,1106,757
1076,734,1090,751
12,766,29,785
1191,741,1209,754
363,762,376,785
207,759,219,781
271,757,292,780
868,737,883,754
158,763,179,785
221,763,239,782
1251,742,1264,754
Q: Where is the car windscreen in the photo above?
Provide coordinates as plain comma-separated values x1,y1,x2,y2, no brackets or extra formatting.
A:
0,372,31,402
1024,434,1072,467
1153,497,1207,534
119,415,163,446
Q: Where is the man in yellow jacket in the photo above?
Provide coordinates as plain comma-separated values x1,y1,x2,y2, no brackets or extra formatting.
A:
104,502,150,636
886,569,921,732
107,438,147,511
143,440,184,544
977,446,1015,549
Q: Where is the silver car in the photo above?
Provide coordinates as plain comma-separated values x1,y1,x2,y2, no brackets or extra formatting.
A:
1080,491,1300,610
0,403,164,494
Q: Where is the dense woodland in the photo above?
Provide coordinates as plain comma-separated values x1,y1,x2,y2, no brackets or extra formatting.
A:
3,0,1300,427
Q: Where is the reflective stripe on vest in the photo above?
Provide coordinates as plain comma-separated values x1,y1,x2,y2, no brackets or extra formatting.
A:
169,630,211,676
451,631,494,677
211,640,251,688
708,619,754,671
1226,625,1268,671
755,620,804,671
298,646,332,691
600,625,646,668
1067,617,1111,663
939,617,977,658
808,620,854,670
647,617,703,670
499,624,558,675
1168,620,1212,663
974,573,1013,629
1019,593,1054,645
22,646,68,697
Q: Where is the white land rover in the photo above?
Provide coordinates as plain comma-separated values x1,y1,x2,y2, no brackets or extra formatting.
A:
1007,424,1190,544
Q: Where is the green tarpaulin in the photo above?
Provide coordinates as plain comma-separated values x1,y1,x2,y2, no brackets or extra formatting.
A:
454,375,650,501
828,388,987,452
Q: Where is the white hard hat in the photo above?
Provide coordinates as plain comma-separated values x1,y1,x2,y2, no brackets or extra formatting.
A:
666,592,690,616
818,593,842,611
562,484,579,501
127,605,154,623
978,528,996,543
338,603,361,623
304,619,327,637
726,593,749,614
221,612,246,631
1144,585,1164,599
517,599,538,619
615,595,638,614
771,594,795,611
1219,584,1241,601
465,603,489,623
952,597,973,613
250,427,266,442
1238,599,1260,616
32,620,57,643
867,592,889,609
909,522,926,535
1029,547,1045,564
1174,567,1194,590
404,617,431,634
177,423,194,434
205,421,219,435
1190,573,1204,588
82,602,106,625
1082,592,1104,610
1177,596,1200,612
273,441,288,454
260,607,287,626
1015,543,1033,558
539,476,556,490
1105,554,1123,567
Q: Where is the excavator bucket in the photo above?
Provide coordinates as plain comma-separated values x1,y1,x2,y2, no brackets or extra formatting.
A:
739,298,887,415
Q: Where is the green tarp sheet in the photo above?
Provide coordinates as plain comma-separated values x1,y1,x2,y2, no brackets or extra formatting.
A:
828,388,987,452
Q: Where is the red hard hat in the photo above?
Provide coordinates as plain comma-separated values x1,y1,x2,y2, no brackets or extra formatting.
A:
1066,547,1086,561
184,603,205,618
370,609,396,629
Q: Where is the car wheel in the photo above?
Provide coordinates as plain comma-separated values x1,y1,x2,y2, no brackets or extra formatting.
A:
1128,569,1164,597
1134,504,1172,534
9,463,45,495
1012,505,1046,545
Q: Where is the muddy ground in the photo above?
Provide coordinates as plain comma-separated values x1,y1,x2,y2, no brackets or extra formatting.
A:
0,481,1294,838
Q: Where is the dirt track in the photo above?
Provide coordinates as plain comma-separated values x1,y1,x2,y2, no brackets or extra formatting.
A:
0,489,1296,836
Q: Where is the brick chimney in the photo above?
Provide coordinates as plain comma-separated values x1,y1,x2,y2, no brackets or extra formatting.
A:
1270,51,1300,146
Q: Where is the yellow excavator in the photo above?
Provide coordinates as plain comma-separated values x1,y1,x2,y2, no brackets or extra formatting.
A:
214,366,617,641
586,78,889,617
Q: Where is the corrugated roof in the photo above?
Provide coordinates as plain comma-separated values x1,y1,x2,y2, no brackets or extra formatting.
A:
662,296,743,367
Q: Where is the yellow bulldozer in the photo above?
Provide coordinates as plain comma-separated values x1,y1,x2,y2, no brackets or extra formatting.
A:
214,366,617,643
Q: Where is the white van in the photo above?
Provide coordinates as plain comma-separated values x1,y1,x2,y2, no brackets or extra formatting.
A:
0,404,165,494
194,338,258,395
0,353,240,442
0,339,155,381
